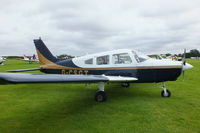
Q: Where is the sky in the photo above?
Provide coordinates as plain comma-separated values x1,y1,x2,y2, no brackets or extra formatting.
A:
0,0,200,56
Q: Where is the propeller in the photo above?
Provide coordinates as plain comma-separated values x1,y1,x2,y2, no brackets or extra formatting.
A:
183,49,186,65
182,49,186,80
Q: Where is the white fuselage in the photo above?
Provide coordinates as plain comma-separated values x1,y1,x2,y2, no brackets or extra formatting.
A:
72,49,183,69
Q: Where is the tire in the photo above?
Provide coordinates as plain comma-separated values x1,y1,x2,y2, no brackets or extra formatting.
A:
121,82,130,88
95,91,107,102
161,89,171,97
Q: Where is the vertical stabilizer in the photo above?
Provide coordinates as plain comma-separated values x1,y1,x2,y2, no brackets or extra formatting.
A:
33,38,57,65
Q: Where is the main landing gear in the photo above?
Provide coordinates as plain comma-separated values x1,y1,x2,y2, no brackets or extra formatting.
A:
94,82,171,102
95,82,130,102
161,82,171,97
95,82,107,102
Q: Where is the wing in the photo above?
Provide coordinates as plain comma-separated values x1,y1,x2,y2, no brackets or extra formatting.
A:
7,68,40,72
0,73,137,84
103,75,137,82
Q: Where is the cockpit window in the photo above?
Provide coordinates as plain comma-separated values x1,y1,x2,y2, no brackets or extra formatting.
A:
112,53,132,64
132,51,149,63
138,57,147,62
85,58,93,64
97,55,109,65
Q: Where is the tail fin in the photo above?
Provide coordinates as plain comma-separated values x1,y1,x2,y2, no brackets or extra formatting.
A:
33,38,57,65
23,55,28,60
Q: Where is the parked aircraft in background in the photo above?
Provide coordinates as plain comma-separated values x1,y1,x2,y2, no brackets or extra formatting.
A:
149,54,184,62
22,55,30,61
0,56,6,65
149,55,171,61
22,54,39,62
0,38,193,102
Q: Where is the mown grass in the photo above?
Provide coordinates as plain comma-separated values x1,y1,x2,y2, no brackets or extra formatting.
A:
0,59,199,133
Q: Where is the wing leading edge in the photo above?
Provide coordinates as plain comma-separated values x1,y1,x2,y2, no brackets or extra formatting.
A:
0,73,137,84
7,68,40,72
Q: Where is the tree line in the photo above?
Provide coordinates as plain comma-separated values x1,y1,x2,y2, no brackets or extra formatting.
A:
177,49,200,58
152,49,200,58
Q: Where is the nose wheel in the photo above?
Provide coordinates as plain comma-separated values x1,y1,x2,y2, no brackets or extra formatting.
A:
121,82,130,88
161,82,171,97
95,82,107,102
161,89,171,97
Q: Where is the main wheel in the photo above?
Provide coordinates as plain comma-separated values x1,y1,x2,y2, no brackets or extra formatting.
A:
95,91,107,102
161,89,171,97
121,82,130,88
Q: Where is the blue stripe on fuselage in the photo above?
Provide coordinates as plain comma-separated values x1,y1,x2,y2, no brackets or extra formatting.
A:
56,59,80,68
40,68,182,83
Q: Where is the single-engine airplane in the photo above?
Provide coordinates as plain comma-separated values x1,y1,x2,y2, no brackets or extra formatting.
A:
0,38,193,102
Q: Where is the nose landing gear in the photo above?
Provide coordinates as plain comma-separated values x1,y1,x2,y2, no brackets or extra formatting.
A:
121,82,130,88
161,82,171,97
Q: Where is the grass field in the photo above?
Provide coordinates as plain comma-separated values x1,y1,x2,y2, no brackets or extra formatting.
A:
0,59,200,133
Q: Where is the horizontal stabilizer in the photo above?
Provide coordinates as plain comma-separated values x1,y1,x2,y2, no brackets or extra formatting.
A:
7,68,40,72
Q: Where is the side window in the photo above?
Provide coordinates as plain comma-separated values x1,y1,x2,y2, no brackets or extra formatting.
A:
132,51,140,63
132,51,147,63
85,58,93,64
112,53,132,64
97,55,109,65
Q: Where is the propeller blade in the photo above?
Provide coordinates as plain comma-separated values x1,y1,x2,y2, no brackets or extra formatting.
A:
183,60,186,65
183,49,186,65
182,49,186,80
184,49,186,58
182,70,185,80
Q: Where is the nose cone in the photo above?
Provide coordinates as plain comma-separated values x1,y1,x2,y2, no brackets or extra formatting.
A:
183,63,193,71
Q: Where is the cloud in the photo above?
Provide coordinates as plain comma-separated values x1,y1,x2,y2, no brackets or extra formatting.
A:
0,0,200,56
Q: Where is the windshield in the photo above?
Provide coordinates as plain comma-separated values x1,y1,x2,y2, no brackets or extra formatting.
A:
132,51,149,63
